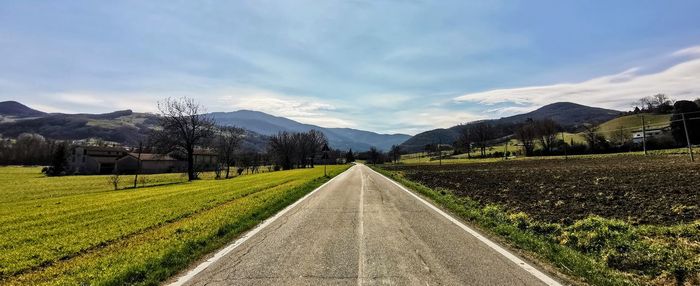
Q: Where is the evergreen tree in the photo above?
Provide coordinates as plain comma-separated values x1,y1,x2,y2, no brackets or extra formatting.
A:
345,149,355,163
47,142,68,176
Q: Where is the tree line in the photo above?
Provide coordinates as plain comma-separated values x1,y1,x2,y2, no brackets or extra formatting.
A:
0,97,354,180
151,98,349,179
459,97,700,158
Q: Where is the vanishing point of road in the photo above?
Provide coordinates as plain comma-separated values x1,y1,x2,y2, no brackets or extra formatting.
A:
172,164,562,286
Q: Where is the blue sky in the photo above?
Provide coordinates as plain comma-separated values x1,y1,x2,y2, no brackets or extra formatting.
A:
1,1,700,134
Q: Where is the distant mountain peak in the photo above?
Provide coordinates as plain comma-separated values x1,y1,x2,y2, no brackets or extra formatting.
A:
400,101,621,152
0,101,46,117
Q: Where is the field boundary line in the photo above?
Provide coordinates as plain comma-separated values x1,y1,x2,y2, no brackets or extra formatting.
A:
365,165,563,286
168,166,354,286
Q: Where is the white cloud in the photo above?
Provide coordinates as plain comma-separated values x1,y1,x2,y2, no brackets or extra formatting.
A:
355,93,416,109
484,106,539,117
672,46,700,58
39,92,161,113
58,93,109,106
216,88,355,128
454,50,700,111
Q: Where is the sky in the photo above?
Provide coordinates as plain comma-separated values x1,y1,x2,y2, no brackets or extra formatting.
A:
1,1,700,135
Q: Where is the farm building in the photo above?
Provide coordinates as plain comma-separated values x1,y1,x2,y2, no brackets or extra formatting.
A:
68,146,219,175
116,153,185,174
631,127,672,144
69,146,128,174
193,150,219,171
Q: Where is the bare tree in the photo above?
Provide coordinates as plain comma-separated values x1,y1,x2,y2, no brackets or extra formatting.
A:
268,131,297,170
108,172,121,190
515,120,536,156
652,94,672,107
389,144,401,163
472,122,494,156
151,97,215,181
304,130,327,168
268,130,327,170
610,126,630,146
636,96,654,112
535,119,560,154
581,123,607,151
456,124,472,158
290,130,326,168
217,126,244,179
368,146,383,164
635,94,674,113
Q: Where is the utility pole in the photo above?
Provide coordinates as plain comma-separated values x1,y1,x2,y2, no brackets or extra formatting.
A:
561,132,568,159
503,140,508,160
641,115,647,155
321,143,330,177
682,113,695,162
438,137,442,166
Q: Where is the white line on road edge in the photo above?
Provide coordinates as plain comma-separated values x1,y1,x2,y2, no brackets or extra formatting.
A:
365,166,563,286
168,166,354,286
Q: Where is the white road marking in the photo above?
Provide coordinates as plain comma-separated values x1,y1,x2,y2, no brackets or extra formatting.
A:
168,166,354,286
357,168,366,286
365,166,563,286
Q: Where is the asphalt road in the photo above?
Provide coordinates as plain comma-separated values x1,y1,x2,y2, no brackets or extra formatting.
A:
176,164,561,286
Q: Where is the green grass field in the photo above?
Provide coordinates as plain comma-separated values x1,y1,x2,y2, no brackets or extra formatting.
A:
0,165,349,285
598,114,671,139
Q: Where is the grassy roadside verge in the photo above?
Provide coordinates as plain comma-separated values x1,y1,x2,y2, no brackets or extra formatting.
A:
3,165,350,286
370,165,637,286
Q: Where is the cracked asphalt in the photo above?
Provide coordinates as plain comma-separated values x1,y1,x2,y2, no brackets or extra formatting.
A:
181,164,555,286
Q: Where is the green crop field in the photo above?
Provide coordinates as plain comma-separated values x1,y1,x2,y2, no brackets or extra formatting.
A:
0,165,349,285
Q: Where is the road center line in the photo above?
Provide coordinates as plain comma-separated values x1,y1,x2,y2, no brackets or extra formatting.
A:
357,168,366,286
365,166,562,286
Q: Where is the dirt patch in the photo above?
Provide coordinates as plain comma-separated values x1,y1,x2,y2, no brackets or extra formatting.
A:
385,155,700,225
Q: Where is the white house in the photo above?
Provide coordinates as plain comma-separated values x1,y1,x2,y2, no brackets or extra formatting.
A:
631,127,671,144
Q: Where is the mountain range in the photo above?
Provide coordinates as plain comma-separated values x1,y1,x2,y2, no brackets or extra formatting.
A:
0,101,410,151
399,102,621,152
0,101,624,153
211,110,410,151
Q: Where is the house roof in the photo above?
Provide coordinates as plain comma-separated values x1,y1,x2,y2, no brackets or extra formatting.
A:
74,145,127,153
631,126,671,133
193,149,218,156
127,153,178,161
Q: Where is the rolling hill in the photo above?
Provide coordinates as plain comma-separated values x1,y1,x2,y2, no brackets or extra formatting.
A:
0,101,46,119
400,102,622,152
597,113,671,139
0,101,410,151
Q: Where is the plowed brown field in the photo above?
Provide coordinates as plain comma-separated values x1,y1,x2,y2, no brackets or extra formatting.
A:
385,155,700,224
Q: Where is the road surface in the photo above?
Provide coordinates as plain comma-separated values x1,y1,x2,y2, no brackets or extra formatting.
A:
174,164,561,286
